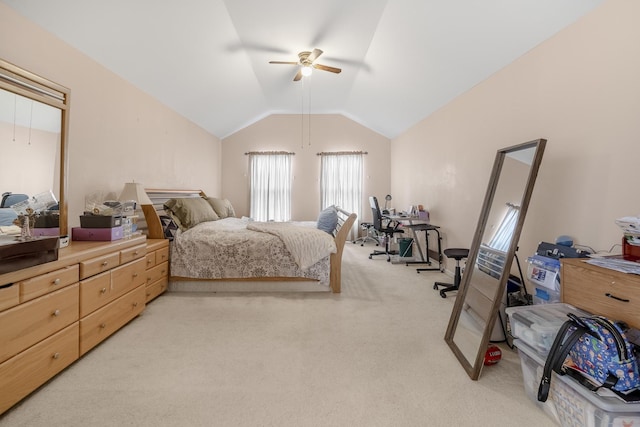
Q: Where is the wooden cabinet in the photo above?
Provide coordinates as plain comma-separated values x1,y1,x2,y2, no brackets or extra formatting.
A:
561,258,640,329
144,239,169,303
0,235,148,414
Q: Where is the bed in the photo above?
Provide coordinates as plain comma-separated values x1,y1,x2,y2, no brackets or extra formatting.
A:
142,189,357,293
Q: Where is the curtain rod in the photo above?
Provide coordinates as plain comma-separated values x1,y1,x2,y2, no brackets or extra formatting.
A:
244,151,295,155
316,151,368,156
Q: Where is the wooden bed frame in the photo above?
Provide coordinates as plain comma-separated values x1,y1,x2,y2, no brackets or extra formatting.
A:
141,189,357,293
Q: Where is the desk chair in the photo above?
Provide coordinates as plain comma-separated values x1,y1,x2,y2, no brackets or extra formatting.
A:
368,196,404,262
0,192,28,208
352,222,379,246
433,248,469,298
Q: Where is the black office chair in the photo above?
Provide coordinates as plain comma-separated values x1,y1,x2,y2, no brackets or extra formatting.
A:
433,248,469,298
0,192,28,208
368,196,404,262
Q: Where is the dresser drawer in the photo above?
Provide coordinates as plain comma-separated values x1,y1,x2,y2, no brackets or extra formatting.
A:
0,284,79,364
145,252,156,269
80,252,120,279
146,277,168,303
112,258,147,296
146,261,168,286
120,244,146,265
79,285,145,355
562,260,640,329
0,283,19,311
19,265,79,303
0,323,79,414
79,271,111,317
155,246,169,265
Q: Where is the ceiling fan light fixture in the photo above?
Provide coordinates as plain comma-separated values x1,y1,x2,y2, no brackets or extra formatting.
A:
301,65,313,77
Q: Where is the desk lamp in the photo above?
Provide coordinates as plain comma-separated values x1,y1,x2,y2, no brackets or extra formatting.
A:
384,194,392,213
118,182,163,239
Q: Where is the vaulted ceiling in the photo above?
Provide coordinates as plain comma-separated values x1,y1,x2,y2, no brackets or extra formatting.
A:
3,0,604,139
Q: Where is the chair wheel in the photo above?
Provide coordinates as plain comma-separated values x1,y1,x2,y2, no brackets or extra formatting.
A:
360,243,364,247
433,284,437,290
369,255,373,259
440,290,447,298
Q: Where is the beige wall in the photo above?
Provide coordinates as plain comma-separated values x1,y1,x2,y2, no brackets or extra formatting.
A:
391,0,640,274
0,3,221,229
222,114,390,221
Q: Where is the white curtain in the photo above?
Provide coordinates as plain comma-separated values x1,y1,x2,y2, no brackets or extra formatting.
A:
320,153,363,237
249,153,292,222
487,203,520,252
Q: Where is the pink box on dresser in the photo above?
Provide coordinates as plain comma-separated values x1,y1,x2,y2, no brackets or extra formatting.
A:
31,227,60,237
72,226,123,241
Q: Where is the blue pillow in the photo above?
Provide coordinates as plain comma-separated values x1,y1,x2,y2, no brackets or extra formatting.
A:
0,208,17,226
317,206,338,234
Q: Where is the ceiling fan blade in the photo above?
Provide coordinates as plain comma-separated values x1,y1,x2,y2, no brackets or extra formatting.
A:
307,48,323,63
293,69,303,81
313,63,342,74
269,61,298,65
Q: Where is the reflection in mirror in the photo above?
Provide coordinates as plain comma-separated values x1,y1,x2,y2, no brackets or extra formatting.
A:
0,89,61,198
445,139,546,380
0,59,69,237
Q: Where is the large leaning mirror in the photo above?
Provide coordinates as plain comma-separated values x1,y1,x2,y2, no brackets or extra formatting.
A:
0,59,70,237
445,138,546,380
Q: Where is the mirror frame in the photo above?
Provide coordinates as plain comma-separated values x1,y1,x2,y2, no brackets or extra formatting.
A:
0,59,70,237
444,138,546,380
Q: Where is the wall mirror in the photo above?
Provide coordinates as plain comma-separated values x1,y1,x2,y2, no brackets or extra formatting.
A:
0,59,70,237
444,138,546,380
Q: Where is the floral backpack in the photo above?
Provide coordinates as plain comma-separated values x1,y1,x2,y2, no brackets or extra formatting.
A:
538,313,640,402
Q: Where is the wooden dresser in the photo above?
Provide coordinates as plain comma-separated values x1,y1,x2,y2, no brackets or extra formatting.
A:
144,239,169,302
561,257,640,329
0,235,168,414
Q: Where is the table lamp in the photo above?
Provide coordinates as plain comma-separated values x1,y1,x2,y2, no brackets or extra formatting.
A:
118,182,163,239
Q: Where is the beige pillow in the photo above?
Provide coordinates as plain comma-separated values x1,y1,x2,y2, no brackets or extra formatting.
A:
206,197,236,219
164,197,219,230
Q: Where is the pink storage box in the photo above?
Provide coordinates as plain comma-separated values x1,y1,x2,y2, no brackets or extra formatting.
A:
72,226,123,241
31,227,60,237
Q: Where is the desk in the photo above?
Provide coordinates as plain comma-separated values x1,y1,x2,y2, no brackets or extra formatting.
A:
388,216,443,271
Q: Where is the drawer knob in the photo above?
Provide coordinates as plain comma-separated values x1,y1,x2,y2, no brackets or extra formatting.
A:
101,287,107,294
102,261,108,266
133,302,138,307
100,323,107,329
52,352,60,360
133,273,139,278
605,293,630,303
53,278,61,285
134,251,139,255
52,309,60,317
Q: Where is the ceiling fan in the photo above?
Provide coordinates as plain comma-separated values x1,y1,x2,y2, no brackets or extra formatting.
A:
269,48,342,81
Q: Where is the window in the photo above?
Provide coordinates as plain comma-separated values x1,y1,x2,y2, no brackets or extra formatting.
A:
487,203,520,252
249,152,292,222
320,152,363,236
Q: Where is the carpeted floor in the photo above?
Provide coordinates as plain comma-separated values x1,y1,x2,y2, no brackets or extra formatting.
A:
0,243,556,426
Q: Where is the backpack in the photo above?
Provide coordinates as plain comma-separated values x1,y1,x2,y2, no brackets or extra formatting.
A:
538,313,640,402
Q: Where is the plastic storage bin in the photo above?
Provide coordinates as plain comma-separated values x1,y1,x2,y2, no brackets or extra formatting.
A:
506,303,588,357
527,254,561,290
516,339,640,427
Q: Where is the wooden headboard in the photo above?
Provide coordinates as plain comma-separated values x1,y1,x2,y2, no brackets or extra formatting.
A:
142,188,206,239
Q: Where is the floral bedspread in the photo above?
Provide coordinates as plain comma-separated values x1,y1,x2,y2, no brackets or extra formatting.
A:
170,218,332,286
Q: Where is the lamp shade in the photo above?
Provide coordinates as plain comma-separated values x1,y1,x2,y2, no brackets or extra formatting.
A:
118,182,153,205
